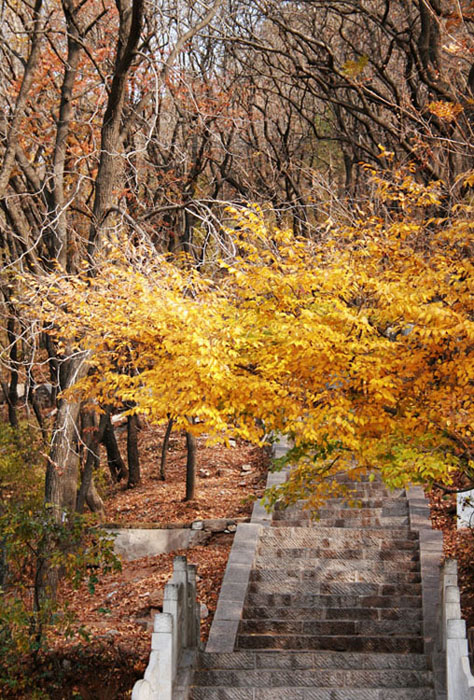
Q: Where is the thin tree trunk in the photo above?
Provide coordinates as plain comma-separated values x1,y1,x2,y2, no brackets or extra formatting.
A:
102,412,127,481
184,429,197,501
85,479,105,516
26,368,48,441
127,413,140,488
160,416,174,480
0,0,46,197
6,315,19,428
76,410,107,514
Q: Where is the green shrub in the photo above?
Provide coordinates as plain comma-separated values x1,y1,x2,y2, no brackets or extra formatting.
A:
0,504,121,694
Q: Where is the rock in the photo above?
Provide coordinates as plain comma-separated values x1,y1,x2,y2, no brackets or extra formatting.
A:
200,603,209,619
202,518,228,533
191,520,204,530
241,464,252,472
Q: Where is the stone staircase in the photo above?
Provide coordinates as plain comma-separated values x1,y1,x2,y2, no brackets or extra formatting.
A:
189,475,438,699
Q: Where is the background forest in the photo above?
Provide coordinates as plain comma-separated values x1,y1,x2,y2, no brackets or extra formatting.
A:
0,0,473,695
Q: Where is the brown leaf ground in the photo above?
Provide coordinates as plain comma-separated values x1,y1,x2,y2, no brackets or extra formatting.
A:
27,424,270,699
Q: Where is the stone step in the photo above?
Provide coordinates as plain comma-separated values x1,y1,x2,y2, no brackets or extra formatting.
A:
274,501,408,515
192,668,433,689
191,477,434,700
235,634,425,653
255,546,419,563
274,497,407,511
242,606,423,621
272,517,409,528
273,507,408,522
248,580,422,596
249,568,421,585
257,538,418,555
197,650,431,671
254,556,420,573
238,619,423,636
244,592,422,609
316,485,405,497
259,526,418,544
190,687,435,699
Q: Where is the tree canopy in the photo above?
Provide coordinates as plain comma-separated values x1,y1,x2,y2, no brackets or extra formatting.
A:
27,163,474,509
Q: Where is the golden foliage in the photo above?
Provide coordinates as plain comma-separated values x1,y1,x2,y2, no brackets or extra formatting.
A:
21,167,474,505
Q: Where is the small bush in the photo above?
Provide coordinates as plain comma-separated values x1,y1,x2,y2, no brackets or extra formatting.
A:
0,504,121,695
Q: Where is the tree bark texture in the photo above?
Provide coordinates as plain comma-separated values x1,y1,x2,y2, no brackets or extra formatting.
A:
185,430,197,501
76,409,106,515
44,354,89,517
102,411,127,481
127,413,140,487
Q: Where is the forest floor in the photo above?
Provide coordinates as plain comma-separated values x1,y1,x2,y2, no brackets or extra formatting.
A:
29,423,271,699
5,420,474,698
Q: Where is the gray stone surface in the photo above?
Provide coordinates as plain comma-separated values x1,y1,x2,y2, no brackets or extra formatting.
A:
108,527,194,560
189,453,445,700
206,523,262,653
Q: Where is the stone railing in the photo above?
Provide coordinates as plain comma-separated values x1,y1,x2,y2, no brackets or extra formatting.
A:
132,555,200,700
441,559,474,699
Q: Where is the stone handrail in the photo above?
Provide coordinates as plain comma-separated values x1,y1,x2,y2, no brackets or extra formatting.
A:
441,559,474,699
132,555,200,700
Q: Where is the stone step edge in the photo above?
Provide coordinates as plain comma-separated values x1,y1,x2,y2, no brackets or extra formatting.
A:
189,688,435,699
193,669,434,686
261,526,417,539
197,651,431,669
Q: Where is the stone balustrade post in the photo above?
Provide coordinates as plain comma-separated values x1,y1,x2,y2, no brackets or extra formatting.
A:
131,555,201,699
187,563,199,649
131,613,174,700
171,555,189,648
441,559,474,699
163,582,180,677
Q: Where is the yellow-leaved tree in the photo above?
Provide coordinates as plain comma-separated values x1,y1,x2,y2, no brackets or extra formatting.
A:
24,165,473,509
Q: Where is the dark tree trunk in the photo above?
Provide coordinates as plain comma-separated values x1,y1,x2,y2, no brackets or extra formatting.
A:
127,413,140,488
76,409,106,514
27,382,47,442
6,314,19,428
160,416,174,480
184,430,197,501
102,411,127,481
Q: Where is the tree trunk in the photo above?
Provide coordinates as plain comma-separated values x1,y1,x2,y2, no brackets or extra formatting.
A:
184,429,197,501
44,353,89,516
6,314,19,428
85,479,105,517
160,416,174,480
26,369,47,442
127,413,140,488
102,413,127,481
87,0,145,260
102,411,127,481
76,409,107,515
